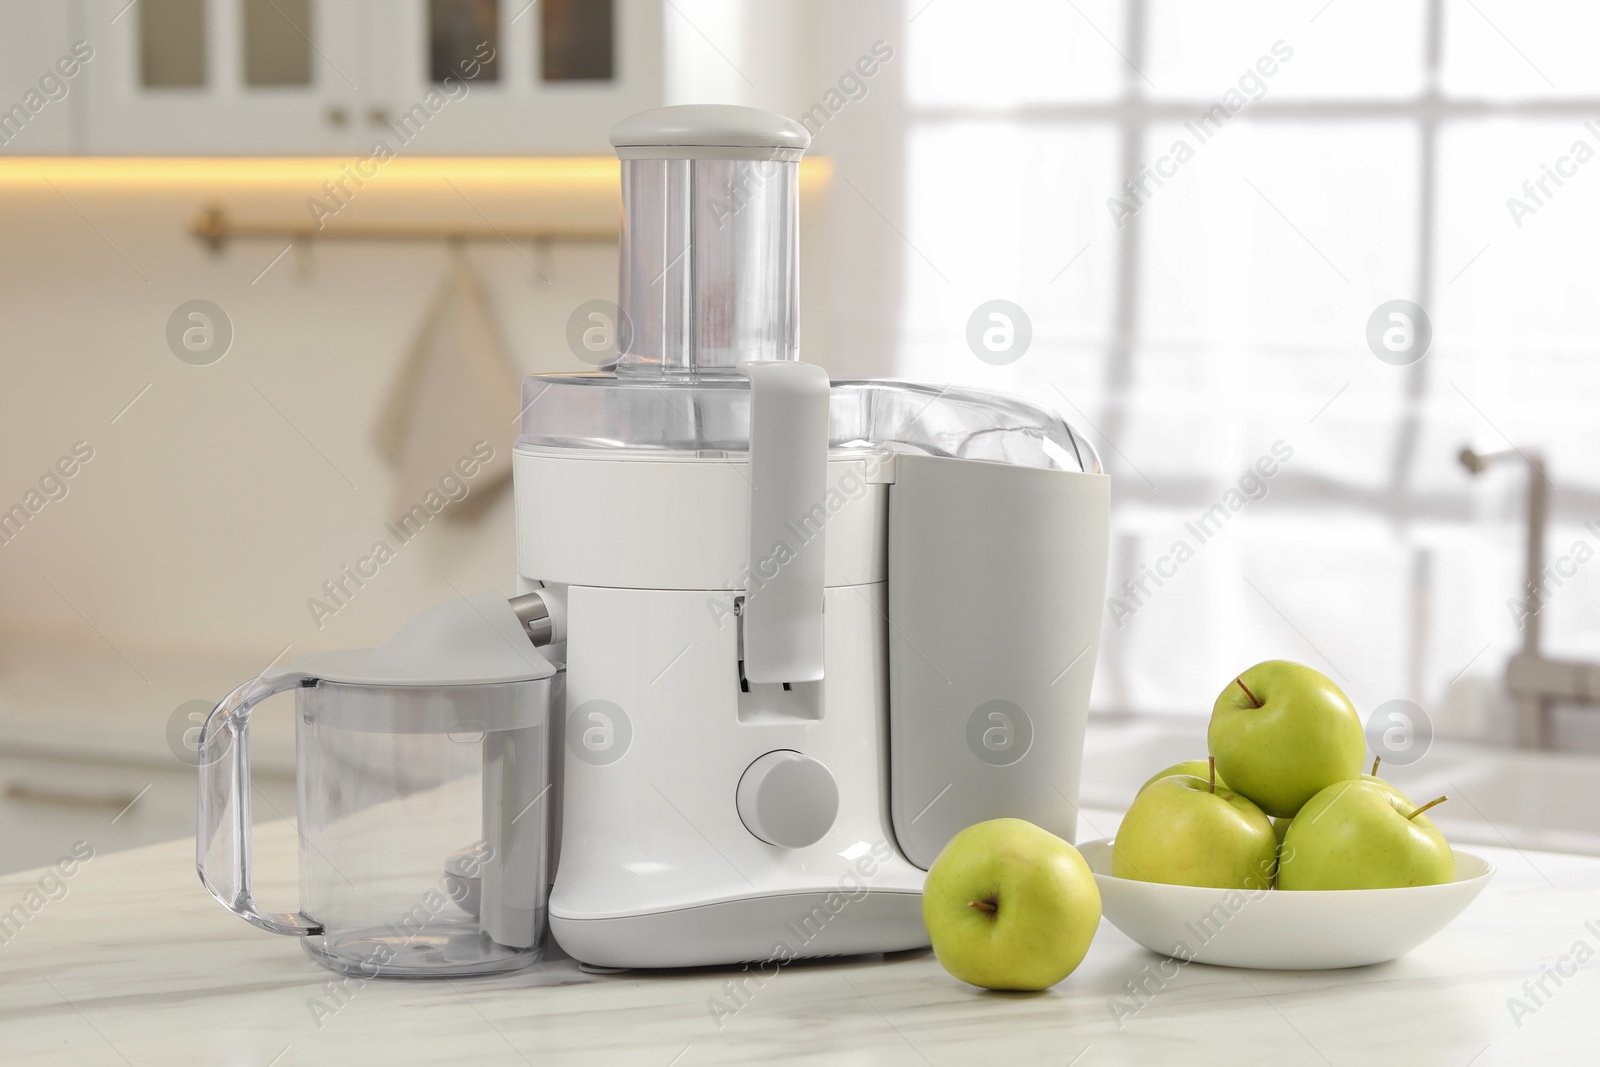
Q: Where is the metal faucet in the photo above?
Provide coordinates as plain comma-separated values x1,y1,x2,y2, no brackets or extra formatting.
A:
1460,443,1599,747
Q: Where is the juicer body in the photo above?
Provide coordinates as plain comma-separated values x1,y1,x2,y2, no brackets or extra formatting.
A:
514,440,1109,968
516,449,928,967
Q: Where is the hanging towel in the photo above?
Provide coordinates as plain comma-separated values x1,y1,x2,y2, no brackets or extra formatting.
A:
372,250,522,522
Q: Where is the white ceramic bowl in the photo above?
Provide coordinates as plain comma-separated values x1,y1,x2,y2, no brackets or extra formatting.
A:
1079,838,1494,969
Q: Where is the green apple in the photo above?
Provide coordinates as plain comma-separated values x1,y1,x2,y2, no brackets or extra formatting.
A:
1112,763,1277,891
1359,755,1410,803
921,818,1100,991
1278,780,1454,890
1208,660,1365,819
1140,759,1227,795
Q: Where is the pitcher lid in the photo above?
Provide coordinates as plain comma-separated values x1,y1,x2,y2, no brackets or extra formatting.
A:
289,591,555,687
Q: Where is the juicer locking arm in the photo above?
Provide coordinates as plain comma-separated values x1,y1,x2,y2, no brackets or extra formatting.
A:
739,361,831,684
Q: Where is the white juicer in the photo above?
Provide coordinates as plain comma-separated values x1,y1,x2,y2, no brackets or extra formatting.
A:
514,106,1110,969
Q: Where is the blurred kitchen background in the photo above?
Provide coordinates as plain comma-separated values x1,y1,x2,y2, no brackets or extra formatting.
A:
1,0,1597,871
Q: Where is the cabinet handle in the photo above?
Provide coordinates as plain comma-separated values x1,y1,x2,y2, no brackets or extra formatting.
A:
367,107,390,127
325,105,349,128
5,782,141,812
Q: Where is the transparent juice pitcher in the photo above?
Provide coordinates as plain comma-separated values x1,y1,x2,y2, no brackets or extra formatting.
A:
197,592,559,978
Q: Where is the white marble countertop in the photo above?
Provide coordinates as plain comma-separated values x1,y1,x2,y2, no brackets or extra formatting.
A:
3,812,1598,1066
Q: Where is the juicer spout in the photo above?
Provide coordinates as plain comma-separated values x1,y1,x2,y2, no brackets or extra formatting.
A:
509,589,563,647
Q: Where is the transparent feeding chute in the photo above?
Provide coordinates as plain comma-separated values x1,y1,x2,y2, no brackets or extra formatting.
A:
521,105,1098,474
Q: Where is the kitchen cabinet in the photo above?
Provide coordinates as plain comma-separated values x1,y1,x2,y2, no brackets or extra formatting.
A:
367,0,664,155
83,0,375,154
49,0,663,155
0,1,80,153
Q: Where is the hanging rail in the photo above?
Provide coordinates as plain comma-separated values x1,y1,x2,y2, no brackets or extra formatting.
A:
188,204,616,254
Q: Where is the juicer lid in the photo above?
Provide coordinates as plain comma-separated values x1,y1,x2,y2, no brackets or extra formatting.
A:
516,375,1102,474
609,104,810,161
288,591,555,687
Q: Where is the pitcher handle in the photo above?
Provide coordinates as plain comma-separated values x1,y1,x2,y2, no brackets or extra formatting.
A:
196,670,323,937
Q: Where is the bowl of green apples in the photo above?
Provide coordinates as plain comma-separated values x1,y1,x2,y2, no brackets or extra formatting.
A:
1085,660,1495,970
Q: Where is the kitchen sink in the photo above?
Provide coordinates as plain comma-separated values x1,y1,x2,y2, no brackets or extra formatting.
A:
1081,714,1600,857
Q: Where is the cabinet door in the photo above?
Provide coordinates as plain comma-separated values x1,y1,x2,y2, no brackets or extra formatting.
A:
0,0,81,154
81,0,373,153
368,0,663,155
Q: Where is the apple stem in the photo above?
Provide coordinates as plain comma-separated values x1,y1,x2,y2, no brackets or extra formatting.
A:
967,900,998,914
1371,755,1381,777
1208,755,1217,795
1234,677,1262,708
1407,795,1448,821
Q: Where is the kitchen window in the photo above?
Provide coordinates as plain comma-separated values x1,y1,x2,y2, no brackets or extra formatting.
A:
899,0,1600,732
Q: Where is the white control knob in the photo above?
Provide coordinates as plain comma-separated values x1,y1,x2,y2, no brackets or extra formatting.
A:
736,750,839,849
